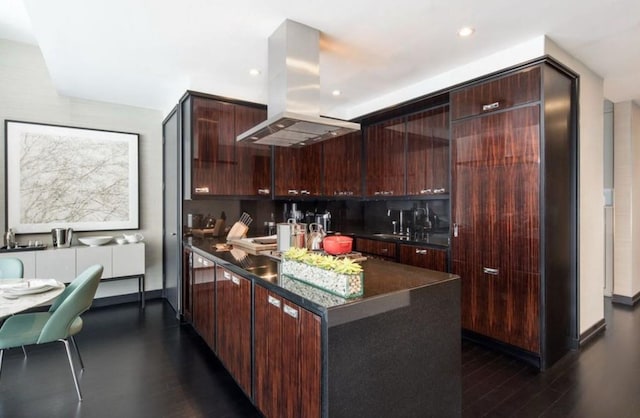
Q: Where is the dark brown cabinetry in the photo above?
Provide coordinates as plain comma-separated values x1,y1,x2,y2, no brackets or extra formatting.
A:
451,63,576,368
254,285,321,418
192,253,215,350
406,106,450,196
365,116,406,196
235,105,271,196
399,244,447,272
274,142,323,197
355,237,396,260
216,267,252,395
322,132,362,196
181,92,268,198
182,248,193,322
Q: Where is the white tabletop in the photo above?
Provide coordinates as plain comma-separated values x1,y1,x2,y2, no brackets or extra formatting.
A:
0,279,65,319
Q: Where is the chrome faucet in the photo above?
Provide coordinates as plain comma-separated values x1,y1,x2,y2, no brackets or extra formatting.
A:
387,209,405,235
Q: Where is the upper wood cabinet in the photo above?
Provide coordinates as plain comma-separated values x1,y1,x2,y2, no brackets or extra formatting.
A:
365,117,406,196
235,106,270,196
181,92,268,198
322,132,362,197
406,106,450,196
450,66,541,120
274,143,323,198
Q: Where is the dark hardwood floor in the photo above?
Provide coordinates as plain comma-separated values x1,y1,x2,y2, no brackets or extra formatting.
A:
0,297,637,417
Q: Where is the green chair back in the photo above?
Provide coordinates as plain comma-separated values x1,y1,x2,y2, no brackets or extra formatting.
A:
0,257,23,279
38,264,103,344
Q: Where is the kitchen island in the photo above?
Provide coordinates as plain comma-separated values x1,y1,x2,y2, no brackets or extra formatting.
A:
184,238,461,417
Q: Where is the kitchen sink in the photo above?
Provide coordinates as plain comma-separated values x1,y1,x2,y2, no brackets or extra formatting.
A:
243,265,278,280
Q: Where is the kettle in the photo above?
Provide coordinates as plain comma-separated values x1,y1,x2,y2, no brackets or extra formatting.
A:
307,223,326,251
51,227,73,248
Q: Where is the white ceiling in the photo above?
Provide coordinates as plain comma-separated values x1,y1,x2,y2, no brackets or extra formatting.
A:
1,0,639,118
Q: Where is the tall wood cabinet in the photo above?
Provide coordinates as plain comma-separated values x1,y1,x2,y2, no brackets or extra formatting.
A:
450,62,576,369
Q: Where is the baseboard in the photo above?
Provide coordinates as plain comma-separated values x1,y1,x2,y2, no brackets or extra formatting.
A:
611,291,640,306
579,318,606,346
462,329,541,369
92,289,162,308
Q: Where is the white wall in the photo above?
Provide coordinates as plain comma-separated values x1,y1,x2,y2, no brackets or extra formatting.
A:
0,39,164,299
544,38,605,335
613,101,640,300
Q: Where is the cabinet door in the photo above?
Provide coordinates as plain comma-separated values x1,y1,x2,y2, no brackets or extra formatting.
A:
274,143,323,197
216,267,252,394
254,285,321,418
35,248,76,283
192,254,215,350
398,244,447,272
365,117,405,196
450,66,541,120
182,249,193,321
112,242,145,277
354,238,396,260
406,106,449,196
235,105,271,196
322,132,362,196
76,246,112,279
191,97,236,196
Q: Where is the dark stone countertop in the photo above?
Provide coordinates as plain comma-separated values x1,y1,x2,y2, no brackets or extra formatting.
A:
186,237,458,325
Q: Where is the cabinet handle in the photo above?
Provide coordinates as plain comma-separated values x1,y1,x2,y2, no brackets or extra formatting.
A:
415,249,427,255
223,271,231,280
381,248,388,253
300,190,310,195
419,189,432,195
283,304,299,319
231,276,240,286
453,223,458,238
287,189,299,195
194,187,210,193
258,188,270,195
268,295,281,308
482,102,500,112
483,267,499,276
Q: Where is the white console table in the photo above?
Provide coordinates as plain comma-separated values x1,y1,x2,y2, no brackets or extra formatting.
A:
0,242,146,307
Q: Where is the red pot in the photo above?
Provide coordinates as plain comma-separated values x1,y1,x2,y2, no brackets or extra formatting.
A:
323,236,353,255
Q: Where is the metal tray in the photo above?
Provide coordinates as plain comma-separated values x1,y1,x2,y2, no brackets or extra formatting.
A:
0,244,48,253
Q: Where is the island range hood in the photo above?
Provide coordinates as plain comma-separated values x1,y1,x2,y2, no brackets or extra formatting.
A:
236,20,360,147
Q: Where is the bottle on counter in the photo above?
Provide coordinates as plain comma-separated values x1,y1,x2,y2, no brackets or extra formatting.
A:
4,228,15,248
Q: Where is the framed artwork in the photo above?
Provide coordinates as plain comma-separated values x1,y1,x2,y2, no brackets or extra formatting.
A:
5,120,139,233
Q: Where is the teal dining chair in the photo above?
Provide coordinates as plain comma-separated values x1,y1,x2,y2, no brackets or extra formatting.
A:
0,257,23,279
0,264,103,401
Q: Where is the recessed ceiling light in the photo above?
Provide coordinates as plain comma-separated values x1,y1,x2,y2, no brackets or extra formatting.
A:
332,89,341,96
249,68,261,76
458,27,475,37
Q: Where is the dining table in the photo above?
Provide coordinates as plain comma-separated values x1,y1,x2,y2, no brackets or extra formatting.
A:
0,279,65,319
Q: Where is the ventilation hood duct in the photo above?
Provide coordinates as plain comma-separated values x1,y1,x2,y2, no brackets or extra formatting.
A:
236,19,360,147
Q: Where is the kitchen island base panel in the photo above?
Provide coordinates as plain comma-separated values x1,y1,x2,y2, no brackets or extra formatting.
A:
327,279,461,418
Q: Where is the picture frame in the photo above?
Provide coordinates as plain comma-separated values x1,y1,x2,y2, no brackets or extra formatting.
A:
5,120,139,234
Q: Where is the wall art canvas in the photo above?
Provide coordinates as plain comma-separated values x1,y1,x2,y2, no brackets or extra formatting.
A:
5,121,139,233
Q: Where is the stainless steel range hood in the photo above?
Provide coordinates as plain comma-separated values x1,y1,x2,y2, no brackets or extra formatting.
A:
236,20,360,147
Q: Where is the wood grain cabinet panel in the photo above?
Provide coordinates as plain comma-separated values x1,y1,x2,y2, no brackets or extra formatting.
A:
398,244,447,272
365,117,405,196
254,285,321,418
192,253,215,350
274,143,323,197
322,131,362,197
235,105,271,196
450,66,541,120
191,97,236,196
406,106,450,196
354,238,396,260
216,267,252,395
182,249,193,322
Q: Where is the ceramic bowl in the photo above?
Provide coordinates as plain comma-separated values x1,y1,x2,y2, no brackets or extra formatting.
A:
115,237,127,245
78,236,113,246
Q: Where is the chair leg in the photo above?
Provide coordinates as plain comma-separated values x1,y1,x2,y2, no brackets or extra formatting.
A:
70,336,84,370
61,339,82,401
0,349,3,379
21,345,27,358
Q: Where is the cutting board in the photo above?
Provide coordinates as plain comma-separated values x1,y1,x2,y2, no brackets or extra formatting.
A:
227,237,277,252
